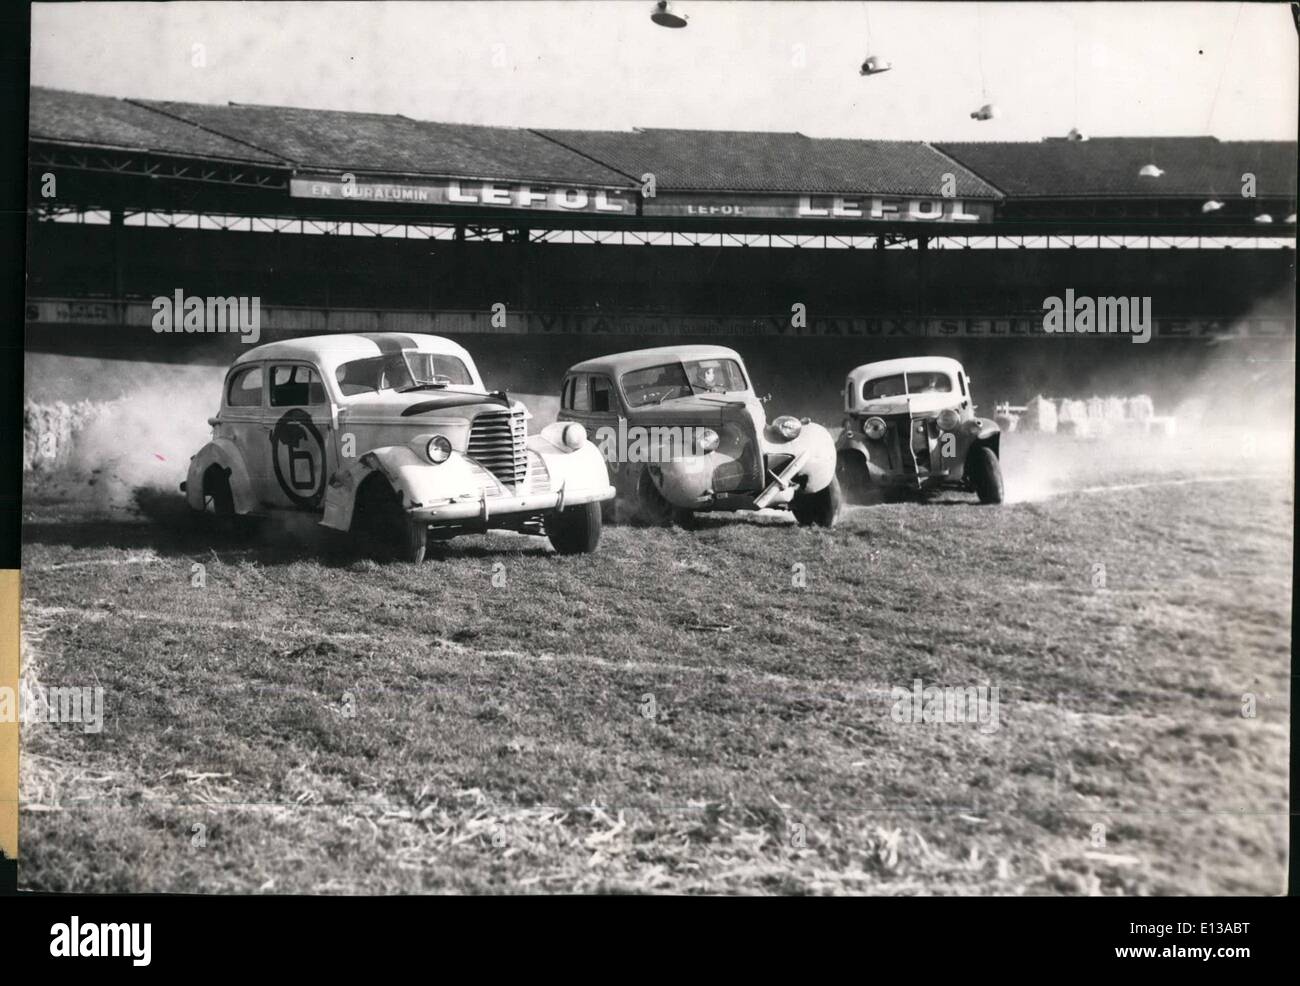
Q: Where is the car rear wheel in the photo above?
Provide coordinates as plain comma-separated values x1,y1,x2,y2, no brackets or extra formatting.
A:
968,446,1005,504
545,502,602,554
352,476,428,562
197,467,259,538
792,476,842,527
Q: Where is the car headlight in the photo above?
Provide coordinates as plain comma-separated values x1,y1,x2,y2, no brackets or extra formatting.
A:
773,415,803,440
937,409,961,432
863,416,887,441
426,435,452,464
561,422,586,450
697,427,720,453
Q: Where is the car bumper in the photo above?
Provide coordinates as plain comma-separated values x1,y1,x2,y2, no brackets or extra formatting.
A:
407,483,615,524
860,459,963,487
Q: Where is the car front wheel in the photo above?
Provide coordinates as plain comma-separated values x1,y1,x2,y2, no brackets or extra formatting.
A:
792,477,842,527
353,476,428,562
635,467,675,526
968,446,1005,504
545,502,602,554
836,452,871,505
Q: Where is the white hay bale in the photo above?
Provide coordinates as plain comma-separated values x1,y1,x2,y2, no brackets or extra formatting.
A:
1126,395,1155,421
1021,395,1057,434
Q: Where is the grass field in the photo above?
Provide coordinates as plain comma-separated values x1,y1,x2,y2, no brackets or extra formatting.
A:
17,432,1292,894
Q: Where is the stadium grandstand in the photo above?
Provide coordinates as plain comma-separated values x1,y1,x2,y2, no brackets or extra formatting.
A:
25,86,1298,416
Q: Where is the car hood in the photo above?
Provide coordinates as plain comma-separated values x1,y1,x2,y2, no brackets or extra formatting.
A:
858,393,959,417
341,389,518,420
629,393,765,433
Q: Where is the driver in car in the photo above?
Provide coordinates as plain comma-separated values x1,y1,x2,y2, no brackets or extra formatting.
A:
693,364,724,393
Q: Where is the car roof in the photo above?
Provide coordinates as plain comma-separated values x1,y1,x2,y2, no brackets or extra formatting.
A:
566,345,744,377
232,333,474,368
847,356,965,380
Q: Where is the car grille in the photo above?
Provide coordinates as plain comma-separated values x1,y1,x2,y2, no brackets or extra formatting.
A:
875,413,917,476
468,409,528,489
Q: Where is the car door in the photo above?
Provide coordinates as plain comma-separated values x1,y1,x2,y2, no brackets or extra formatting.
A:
221,362,269,497
562,372,621,478
261,361,336,511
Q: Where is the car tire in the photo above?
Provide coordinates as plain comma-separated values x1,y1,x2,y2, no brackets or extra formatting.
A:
792,476,842,527
600,496,620,525
545,502,602,554
635,468,675,527
968,446,1005,504
672,508,699,530
836,452,871,505
353,476,427,563
197,467,259,539
205,467,235,516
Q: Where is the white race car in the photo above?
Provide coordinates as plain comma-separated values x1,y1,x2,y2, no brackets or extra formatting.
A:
184,333,615,561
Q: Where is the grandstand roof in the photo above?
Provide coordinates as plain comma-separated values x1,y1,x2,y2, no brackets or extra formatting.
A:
541,128,1002,198
28,88,1298,209
139,98,635,186
935,137,1297,199
28,87,284,164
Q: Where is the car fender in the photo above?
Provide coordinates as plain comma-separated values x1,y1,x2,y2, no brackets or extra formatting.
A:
835,430,871,460
321,445,481,531
528,428,612,494
763,420,837,493
651,453,718,506
972,418,998,444
969,419,1001,452
953,420,1000,478
186,439,257,514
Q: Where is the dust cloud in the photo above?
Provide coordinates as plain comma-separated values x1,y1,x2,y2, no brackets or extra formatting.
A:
25,354,225,511
999,342,1294,503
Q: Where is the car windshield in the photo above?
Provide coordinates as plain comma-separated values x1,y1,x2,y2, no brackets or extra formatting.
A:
335,351,474,395
907,371,953,394
622,358,747,407
863,374,906,399
862,371,954,400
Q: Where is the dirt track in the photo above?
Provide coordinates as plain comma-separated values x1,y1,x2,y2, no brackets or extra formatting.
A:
16,435,1292,893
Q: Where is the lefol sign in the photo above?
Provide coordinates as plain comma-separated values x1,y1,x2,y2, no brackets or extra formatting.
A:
290,175,635,214
645,192,993,222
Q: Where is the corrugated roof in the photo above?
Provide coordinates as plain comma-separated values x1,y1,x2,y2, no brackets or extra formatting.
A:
28,87,285,164
140,99,634,186
936,137,1298,199
541,128,1002,198
29,87,1296,204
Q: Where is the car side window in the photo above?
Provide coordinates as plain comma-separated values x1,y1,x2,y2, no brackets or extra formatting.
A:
270,364,326,407
227,365,263,408
591,376,614,413
958,373,968,397
571,374,591,412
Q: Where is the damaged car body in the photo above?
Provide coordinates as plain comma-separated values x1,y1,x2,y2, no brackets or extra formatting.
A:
835,356,1004,504
183,333,615,561
558,345,841,527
